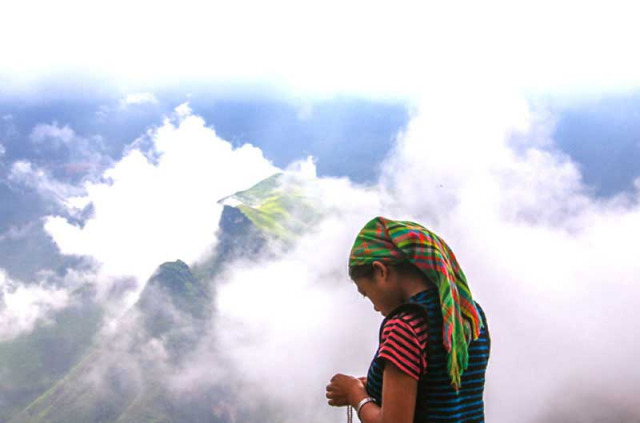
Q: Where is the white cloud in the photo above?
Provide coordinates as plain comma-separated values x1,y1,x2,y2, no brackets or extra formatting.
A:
9,160,84,202
174,102,191,118
0,142,5,157
121,92,158,107
0,269,70,341
25,121,112,179
30,122,76,145
44,103,278,286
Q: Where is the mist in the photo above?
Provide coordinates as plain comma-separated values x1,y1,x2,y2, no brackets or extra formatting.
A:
2,91,638,422
0,270,69,341
70,91,636,422
200,94,640,422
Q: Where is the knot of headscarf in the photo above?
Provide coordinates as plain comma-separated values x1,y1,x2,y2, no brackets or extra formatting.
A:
349,216,482,390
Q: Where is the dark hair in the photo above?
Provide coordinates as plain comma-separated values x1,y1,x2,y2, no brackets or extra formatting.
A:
348,264,376,280
349,261,426,281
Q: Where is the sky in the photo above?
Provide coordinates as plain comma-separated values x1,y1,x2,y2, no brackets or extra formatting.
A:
1,1,640,422
2,0,640,100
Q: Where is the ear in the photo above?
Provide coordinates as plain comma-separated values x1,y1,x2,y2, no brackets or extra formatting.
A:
371,261,388,282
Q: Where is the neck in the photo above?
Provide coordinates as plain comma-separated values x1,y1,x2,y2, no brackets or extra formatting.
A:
401,275,434,301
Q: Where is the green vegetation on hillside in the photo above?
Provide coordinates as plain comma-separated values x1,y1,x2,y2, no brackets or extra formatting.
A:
0,304,102,422
219,173,319,240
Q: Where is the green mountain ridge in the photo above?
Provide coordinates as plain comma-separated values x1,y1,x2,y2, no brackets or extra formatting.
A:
218,172,320,240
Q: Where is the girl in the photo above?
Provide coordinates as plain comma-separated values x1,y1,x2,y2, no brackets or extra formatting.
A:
326,217,490,423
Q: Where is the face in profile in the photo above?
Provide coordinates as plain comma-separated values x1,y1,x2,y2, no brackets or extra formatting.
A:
352,261,405,316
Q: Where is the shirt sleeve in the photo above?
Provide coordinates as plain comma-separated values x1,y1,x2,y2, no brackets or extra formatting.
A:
378,312,427,381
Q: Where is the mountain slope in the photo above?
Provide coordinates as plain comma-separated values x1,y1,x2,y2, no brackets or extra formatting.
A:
218,172,319,240
0,296,102,423
8,261,212,423
6,172,319,423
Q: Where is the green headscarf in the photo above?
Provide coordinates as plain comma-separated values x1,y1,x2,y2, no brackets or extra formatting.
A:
349,216,482,390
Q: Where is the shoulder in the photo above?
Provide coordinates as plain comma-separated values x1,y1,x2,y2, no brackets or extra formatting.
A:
377,306,429,380
382,305,428,334
380,306,428,345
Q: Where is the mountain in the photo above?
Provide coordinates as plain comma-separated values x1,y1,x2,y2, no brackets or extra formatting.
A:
0,292,102,422
7,261,214,423
2,172,314,423
217,172,318,241
195,171,320,280
137,260,210,356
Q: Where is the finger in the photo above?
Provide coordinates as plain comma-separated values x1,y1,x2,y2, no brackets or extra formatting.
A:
328,398,346,407
330,373,345,382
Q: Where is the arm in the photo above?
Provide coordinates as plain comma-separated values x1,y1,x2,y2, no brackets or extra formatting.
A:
326,363,417,423
358,362,417,423
327,312,424,422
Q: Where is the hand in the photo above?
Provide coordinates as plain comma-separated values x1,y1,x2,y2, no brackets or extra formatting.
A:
325,373,367,407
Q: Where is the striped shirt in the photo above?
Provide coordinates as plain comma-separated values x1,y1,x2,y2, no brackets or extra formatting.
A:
366,289,491,422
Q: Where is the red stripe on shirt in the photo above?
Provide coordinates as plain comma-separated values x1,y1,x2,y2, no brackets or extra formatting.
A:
378,312,428,380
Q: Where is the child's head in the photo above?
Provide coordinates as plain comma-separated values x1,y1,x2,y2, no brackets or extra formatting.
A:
349,261,430,316
348,216,484,388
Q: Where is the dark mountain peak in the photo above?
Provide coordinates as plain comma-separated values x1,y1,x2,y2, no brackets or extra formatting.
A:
145,259,202,297
136,260,210,341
